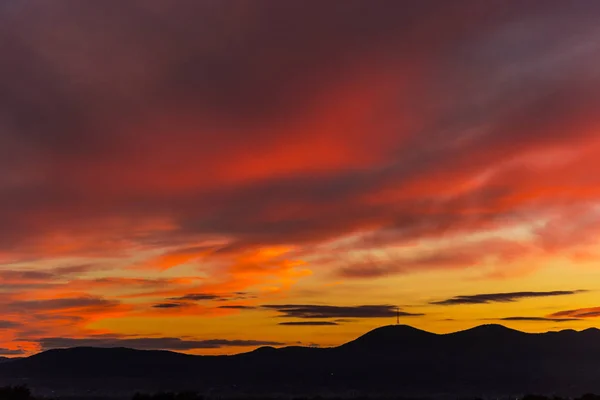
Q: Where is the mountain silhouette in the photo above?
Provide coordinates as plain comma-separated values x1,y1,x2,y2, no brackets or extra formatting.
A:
450,323,526,337
2,324,600,397
340,324,436,351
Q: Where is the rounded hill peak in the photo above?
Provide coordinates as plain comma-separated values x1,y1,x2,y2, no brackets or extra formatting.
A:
340,324,435,350
251,345,278,353
581,327,600,334
447,324,526,340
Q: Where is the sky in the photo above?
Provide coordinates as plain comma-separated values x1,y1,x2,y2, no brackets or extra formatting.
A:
1,0,600,357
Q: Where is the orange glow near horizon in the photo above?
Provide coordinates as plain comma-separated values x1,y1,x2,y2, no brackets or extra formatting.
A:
1,1,600,358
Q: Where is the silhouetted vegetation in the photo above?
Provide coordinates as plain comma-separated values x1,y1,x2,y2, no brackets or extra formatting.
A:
132,393,204,400
6,387,600,400
126,394,600,400
0,386,33,400
132,392,600,400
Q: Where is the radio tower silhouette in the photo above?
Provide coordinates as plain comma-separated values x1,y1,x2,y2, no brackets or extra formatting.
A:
396,305,400,325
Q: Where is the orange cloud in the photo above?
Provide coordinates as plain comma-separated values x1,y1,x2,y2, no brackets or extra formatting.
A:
138,246,216,271
1,0,600,352
125,246,310,301
549,307,600,319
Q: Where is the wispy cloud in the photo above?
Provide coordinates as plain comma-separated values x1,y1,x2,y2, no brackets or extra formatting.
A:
278,321,338,326
492,316,581,322
152,303,191,309
0,320,21,329
4,296,125,314
263,304,423,319
218,305,256,310
431,290,586,305
168,294,222,301
0,348,26,356
549,307,600,319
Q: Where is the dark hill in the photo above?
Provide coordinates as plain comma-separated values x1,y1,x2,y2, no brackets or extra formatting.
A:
6,346,201,376
339,324,436,351
2,325,600,396
448,323,527,338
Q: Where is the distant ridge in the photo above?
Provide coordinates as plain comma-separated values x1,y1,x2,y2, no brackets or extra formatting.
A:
2,324,600,396
448,323,526,336
339,324,436,351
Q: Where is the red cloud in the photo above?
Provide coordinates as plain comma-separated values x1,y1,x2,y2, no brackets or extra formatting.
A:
1,1,600,351
549,307,600,319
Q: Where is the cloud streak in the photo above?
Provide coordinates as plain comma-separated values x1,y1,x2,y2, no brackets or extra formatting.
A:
0,348,26,356
493,317,581,323
168,294,222,301
263,304,423,319
431,290,586,306
549,307,600,319
152,303,190,309
278,321,339,326
0,321,21,329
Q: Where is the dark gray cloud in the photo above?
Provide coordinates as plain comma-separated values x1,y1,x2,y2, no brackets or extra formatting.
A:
0,348,26,356
168,294,221,301
0,0,598,263
0,264,103,292
295,341,322,347
30,314,84,324
152,303,190,309
0,270,54,282
155,293,258,310
5,296,120,312
218,305,256,310
493,316,580,322
263,304,423,319
0,269,61,291
37,337,284,351
431,290,585,306
164,293,257,308
0,320,21,329
278,321,338,326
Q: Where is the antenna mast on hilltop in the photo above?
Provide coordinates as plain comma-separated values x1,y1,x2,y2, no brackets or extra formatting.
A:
396,305,400,325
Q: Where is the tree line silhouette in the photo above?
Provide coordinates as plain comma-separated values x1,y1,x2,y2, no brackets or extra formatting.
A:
3,387,600,400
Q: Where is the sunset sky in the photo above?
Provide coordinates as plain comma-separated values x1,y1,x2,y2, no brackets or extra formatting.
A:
2,0,600,357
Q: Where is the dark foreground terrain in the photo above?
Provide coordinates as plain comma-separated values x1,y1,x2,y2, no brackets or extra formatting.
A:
2,325,600,397
4,386,600,400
